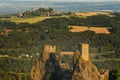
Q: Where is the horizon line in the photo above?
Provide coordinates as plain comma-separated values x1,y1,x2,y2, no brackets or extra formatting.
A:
0,0,120,2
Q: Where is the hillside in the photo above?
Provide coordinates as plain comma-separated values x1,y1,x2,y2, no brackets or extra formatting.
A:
0,13,120,80
0,7,73,18
1,16,52,24
0,7,113,24
31,44,109,80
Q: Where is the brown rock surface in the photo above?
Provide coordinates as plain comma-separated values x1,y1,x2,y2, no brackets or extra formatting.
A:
72,50,109,80
73,50,81,71
31,45,108,80
31,59,45,80
31,51,62,80
31,45,60,80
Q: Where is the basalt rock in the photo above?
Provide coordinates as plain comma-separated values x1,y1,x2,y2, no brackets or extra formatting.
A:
72,50,109,80
31,45,108,80
31,59,45,80
31,45,61,80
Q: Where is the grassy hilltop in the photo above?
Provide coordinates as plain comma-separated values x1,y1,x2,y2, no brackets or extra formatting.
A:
0,7,112,24
1,16,52,24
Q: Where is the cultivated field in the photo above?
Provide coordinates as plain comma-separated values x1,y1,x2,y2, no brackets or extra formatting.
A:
1,16,52,24
74,12,111,17
69,26,110,34
0,12,112,24
0,16,69,24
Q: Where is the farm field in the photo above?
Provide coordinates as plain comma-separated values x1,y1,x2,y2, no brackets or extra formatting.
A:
0,16,52,24
69,26,110,34
0,16,70,24
0,12,112,24
74,12,112,17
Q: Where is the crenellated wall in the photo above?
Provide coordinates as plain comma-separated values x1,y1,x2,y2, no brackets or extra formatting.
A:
44,45,56,53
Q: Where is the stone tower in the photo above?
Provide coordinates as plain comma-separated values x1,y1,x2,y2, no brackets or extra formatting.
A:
79,44,89,61
44,45,56,53
42,45,56,62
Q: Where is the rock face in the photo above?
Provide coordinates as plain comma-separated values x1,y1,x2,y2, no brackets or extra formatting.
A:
31,45,72,80
31,59,45,80
73,50,81,71
31,45,109,80
31,53,62,80
72,50,109,80
31,45,61,80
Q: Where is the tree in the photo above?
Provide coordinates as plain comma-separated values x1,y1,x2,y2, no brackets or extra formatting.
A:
115,48,120,58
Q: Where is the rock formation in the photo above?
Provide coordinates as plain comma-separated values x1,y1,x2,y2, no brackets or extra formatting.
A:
31,45,72,80
73,50,81,71
72,50,109,80
31,45,61,80
31,59,45,80
31,44,109,80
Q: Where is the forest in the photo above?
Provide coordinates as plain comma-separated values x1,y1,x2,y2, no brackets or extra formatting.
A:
0,13,120,80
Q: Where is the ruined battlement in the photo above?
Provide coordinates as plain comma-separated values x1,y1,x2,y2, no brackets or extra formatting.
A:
60,44,89,61
60,52,74,56
79,44,89,61
43,44,89,61
44,45,56,53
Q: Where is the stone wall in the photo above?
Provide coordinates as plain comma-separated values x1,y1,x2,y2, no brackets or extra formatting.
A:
60,52,74,56
44,45,56,53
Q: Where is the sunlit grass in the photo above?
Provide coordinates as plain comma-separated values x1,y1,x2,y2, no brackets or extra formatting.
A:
1,16,52,24
0,16,70,24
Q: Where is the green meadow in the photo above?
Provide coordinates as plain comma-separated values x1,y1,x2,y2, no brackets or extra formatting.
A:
0,16,52,24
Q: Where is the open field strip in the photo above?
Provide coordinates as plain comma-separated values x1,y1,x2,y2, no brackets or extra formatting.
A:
69,26,110,34
0,16,52,24
0,16,70,24
75,12,112,17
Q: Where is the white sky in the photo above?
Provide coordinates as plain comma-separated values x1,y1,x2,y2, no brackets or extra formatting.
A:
1,0,120,2
49,0,119,1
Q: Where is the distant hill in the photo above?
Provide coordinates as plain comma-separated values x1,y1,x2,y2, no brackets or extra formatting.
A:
0,7,73,18
0,11,120,80
21,8,55,17
0,1,120,16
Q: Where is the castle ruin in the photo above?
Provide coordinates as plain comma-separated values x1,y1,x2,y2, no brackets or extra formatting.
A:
60,44,89,61
44,45,56,53
31,44,109,80
79,43,89,61
60,52,74,56
42,45,56,62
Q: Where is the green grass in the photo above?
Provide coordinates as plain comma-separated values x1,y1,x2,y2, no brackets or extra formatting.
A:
89,51,120,62
0,16,70,24
1,16,52,24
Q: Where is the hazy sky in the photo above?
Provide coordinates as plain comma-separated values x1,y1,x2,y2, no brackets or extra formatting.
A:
0,0,120,2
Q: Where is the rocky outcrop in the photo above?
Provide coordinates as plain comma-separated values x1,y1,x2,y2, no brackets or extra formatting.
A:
73,50,81,71
31,59,45,80
31,45,109,80
72,50,109,80
31,51,72,80
31,45,60,80
60,62,69,70
31,45,72,80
